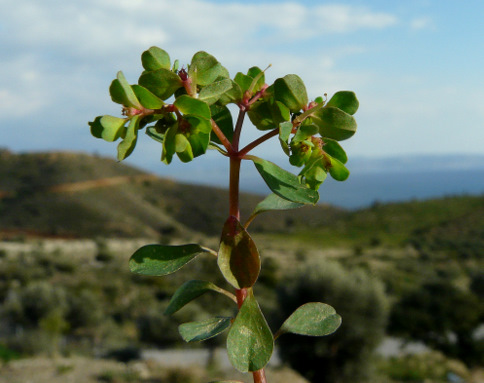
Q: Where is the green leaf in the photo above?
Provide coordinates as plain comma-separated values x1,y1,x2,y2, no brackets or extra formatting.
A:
99,115,127,142
277,302,341,337
162,125,177,164
292,123,319,143
138,68,182,100
311,106,357,141
184,118,210,156
88,116,104,138
89,116,126,142
131,85,164,109
175,133,194,163
218,216,260,289
146,126,164,144
299,156,329,190
326,91,359,115
189,51,229,86
250,156,319,204
109,71,142,109
217,79,243,105
274,74,308,113
179,317,232,342
252,193,304,217
328,156,350,181
279,121,293,156
247,99,290,131
174,95,211,119
227,289,273,372
165,280,231,315
289,141,313,167
234,72,253,94
323,138,347,164
199,79,233,105
247,66,265,93
117,115,140,160
141,46,171,71
210,104,233,144
129,244,210,276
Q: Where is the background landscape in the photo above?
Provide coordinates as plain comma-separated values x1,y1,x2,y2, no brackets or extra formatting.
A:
2,0,484,381
0,150,483,382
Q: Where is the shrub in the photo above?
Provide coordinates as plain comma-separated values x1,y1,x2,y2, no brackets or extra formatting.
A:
276,260,389,383
389,280,483,366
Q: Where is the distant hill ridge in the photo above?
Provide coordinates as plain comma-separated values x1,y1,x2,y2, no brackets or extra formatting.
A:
0,150,343,239
1,150,483,248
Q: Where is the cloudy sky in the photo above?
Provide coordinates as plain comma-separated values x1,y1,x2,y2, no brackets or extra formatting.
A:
1,0,483,181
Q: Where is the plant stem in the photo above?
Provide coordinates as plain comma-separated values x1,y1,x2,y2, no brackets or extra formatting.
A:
239,128,279,157
229,157,241,220
253,369,267,383
232,107,246,151
212,119,235,154
229,108,268,383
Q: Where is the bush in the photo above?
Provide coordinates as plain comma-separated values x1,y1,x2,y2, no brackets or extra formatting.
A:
378,351,470,382
275,260,389,383
388,280,483,366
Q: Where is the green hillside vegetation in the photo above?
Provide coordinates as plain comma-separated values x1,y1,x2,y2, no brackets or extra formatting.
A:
0,150,483,381
0,150,344,239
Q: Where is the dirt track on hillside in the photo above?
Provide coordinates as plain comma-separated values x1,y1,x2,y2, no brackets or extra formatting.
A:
0,174,159,198
48,174,159,193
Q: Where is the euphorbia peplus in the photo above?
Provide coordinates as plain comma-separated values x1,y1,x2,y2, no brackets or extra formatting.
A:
89,47,359,383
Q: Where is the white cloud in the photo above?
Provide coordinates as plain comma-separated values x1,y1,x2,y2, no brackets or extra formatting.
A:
410,16,434,30
8,0,480,163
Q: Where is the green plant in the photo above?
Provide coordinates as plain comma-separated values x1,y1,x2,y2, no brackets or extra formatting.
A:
276,260,389,383
89,47,359,383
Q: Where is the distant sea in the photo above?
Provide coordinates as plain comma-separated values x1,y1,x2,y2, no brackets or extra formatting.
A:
145,154,484,209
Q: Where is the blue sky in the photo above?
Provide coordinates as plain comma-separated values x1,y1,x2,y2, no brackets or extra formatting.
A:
1,0,483,181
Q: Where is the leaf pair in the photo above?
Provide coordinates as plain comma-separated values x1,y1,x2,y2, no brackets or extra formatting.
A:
89,71,165,160
310,91,358,141
160,95,213,164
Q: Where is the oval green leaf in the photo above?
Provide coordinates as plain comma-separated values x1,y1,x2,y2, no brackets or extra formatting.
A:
117,115,140,161
227,290,273,372
129,243,210,276
138,68,182,100
109,71,142,109
312,106,357,141
252,193,304,217
199,79,233,105
250,156,319,204
141,46,171,71
174,95,211,119
165,280,233,315
277,302,342,337
274,74,308,113
189,51,229,86
234,72,253,94
88,116,104,139
100,115,126,142
247,99,290,131
179,317,232,342
328,156,350,181
218,216,260,289
131,84,164,109
326,91,359,115
323,138,348,164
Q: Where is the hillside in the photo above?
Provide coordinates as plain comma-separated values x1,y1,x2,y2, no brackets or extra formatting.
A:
0,150,344,239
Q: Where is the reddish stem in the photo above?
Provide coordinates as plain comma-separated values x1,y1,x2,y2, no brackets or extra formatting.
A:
253,369,268,383
228,108,270,383
238,128,279,158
